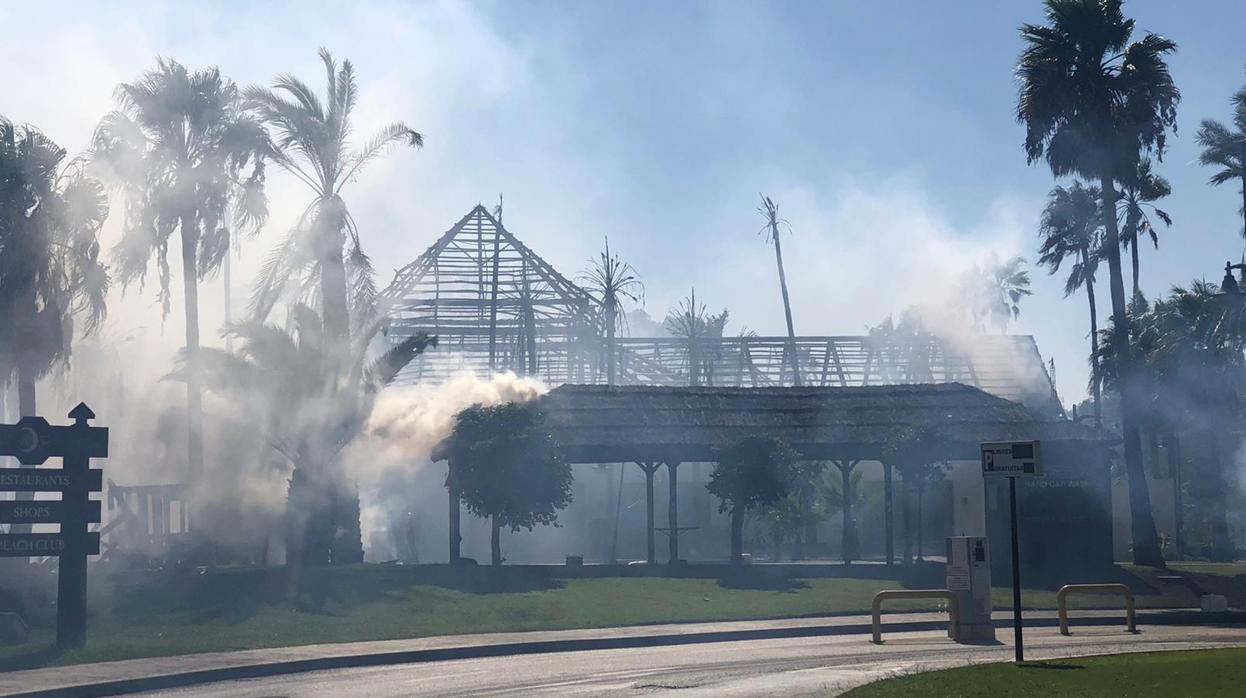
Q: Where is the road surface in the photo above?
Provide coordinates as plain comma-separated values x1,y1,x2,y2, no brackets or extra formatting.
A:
133,624,1246,697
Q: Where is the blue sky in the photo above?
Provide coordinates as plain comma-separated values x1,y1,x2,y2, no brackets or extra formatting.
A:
4,0,1246,404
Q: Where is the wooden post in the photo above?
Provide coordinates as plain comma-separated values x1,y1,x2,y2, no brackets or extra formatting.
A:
487,232,500,374
448,460,461,563
637,462,658,564
666,462,680,563
837,460,861,564
57,404,98,649
883,462,894,566
611,464,624,564
901,471,912,565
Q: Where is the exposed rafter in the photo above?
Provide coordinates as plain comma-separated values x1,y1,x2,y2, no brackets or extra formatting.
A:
380,205,1062,414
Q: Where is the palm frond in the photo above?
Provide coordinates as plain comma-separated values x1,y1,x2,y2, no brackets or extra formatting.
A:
336,122,423,192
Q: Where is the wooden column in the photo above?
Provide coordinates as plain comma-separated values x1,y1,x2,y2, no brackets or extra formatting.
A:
637,462,659,564
666,462,680,563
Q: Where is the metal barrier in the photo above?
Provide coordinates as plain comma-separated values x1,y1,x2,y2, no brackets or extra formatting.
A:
1057,583,1137,635
871,589,960,644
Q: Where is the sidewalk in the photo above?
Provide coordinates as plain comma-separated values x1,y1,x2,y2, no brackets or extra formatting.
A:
0,608,1236,698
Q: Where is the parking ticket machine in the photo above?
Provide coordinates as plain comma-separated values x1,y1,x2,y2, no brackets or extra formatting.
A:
946,536,995,643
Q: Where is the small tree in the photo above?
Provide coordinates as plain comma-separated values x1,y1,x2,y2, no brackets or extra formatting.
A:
448,403,573,565
709,436,798,564
788,459,826,559
823,460,863,564
175,303,435,566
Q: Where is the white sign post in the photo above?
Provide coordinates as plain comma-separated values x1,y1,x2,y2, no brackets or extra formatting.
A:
981,440,1044,663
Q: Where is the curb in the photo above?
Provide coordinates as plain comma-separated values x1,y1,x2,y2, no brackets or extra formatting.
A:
5,612,1243,698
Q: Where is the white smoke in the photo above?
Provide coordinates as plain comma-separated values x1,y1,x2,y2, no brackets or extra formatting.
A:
344,370,548,560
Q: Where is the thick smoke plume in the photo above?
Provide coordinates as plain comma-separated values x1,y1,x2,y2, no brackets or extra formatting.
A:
345,370,548,560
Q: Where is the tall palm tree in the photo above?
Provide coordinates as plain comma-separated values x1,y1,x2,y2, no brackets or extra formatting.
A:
174,304,435,565
245,48,423,343
93,59,269,484
1195,80,1246,239
1039,181,1104,420
577,237,643,385
1118,158,1171,298
0,118,109,535
1017,0,1179,567
758,195,801,385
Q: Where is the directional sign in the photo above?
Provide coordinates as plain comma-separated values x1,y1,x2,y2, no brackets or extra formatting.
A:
0,533,100,558
0,500,101,525
981,441,1043,478
0,415,108,465
2,416,52,464
0,468,102,493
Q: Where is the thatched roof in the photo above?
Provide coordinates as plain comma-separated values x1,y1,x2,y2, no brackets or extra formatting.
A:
524,383,1106,464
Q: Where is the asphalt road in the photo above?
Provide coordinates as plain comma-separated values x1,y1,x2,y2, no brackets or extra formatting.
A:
134,624,1246,697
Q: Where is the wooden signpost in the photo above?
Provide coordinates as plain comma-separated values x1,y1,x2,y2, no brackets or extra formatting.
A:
0,403,107,649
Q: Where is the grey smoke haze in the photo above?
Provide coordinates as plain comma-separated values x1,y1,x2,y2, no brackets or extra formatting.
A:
3,1,1243,564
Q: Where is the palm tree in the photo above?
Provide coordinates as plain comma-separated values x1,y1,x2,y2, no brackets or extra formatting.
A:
663,290,728,386
1195,80,1246,239
962,255,1031,333
173,304,435,565
93,59,269,484
0,118,109,535
1039,181,1104,420
1118,159,1171,298
1094,284,1242,561
577,238,643,385
1017,0,1179,567
1,118,110,413
245,48,423,343
758,195,802,385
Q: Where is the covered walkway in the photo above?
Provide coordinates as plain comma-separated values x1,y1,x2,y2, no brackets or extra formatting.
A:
435,383,1110,572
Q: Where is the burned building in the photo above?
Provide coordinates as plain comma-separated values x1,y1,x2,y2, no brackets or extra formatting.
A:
388,205,1111,571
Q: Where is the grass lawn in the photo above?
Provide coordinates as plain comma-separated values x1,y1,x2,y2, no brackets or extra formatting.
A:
0,563,1213,670
1168,561,1246,577
843,647,1246,697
